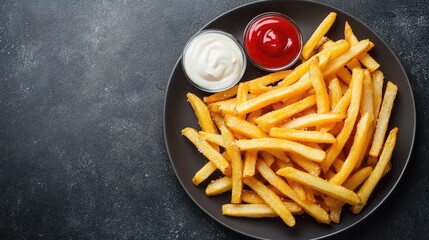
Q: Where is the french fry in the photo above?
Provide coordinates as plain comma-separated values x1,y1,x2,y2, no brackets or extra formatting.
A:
242,189,266,204
192,161,217,186
360,70,375,121
205,176,232,196
248,70,291,94
329,112,372,185
244,177,296,227
369,81,398,157
187,92,218,134
198,131,224,147
243,150,258,177
372,70,384,117
310,57,330,113
277,167,361,205
208,98,237,114
211,111,225,129
282,113,346,130
351,128,398,214
220,126,243,203
225,114,267,138
269,128,337,144
346,58,362,70
203,85,238,104
223,203,278,218
235,76,313,115
285,179,306,201
336,67,352,85
288,152,322,175
321,69,363,172
247,108,264,124
256,160,330,223
182,127,231,176
328,77,343,110
222,202,303,218
302,12,337,60
254,95,316,131
236,82,249,106
235,138,326,163
260,151,275,167
322,39,370,78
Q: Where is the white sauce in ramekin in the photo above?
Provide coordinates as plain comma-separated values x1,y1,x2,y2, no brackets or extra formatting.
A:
183,30,246,92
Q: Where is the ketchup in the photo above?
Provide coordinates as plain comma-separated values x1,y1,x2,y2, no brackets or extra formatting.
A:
245,13,302,71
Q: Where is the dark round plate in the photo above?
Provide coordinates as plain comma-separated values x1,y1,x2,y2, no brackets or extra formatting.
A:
163,1,416,239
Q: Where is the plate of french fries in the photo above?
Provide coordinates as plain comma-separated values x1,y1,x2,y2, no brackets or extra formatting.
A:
164,1,416,239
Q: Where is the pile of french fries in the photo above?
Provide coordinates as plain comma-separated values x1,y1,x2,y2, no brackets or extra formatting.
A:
182,12,398,226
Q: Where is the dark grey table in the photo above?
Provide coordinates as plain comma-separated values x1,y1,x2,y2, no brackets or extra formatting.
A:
1,0,428,239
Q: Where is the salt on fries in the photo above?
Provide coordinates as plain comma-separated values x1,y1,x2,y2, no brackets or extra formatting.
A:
182,12,398,227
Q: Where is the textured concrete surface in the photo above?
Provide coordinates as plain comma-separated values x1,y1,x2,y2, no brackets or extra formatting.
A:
0,0,428,239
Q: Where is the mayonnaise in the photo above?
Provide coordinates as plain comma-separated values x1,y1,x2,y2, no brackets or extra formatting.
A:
183,30,246,92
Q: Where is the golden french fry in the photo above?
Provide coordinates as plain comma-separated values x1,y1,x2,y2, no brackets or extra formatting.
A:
182,127,231,176
302,12,337,60
198,131,224,147
287,179,307,201
192,161,217,186
351,128,398,214
248,70,291,94
222,202,303,218
360,70,375,119
343,166,374,190
310,57,330,113
369,81,398,157
220,126,243,204
187,92,218,134
243,150,258,177
329,112,372,185
277,167,361,205
269,128,336,144
242,189,266,204
282,113,346,130
256,160,330,223
246,108,264,124
254,95,316,131
235,138,326,163
328,77,343,110
208,97,237,114
372,70,384,117
235,76,313,115
203,85,238,104
359,53,380,72
321,69,363,172
237,82,249,105
211,111,225,129
224,114,267,138
222,203,278,218
260,151,275,167
322,39,370,78
205,176,231,196
243,177,296,227
288,152,322,175
336,67,352,85
346,58,362,70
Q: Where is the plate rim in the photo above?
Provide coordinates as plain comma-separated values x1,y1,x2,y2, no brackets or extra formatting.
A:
163,0,416,239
